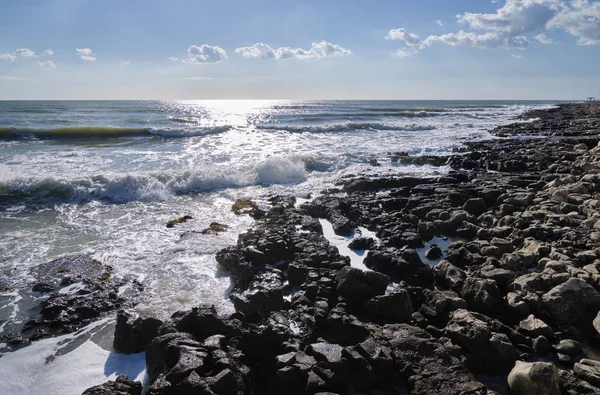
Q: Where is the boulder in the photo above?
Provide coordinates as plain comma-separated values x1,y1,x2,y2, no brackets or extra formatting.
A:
232,268,284,317
363,288,413,323
542,278,600,326
518,315,553,339
463,198,487,216
574,359,600,388
348,237,375,251
461,277,502,312
113,310,163,354
335,267,389,304
82,375,142,395
507,361,560,395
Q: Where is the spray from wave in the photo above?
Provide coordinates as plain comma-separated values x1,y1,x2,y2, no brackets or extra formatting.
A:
0,126,233,139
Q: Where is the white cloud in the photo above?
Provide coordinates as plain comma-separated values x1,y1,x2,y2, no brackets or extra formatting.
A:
394,49,414,58
387,0,600,57
534,33,554,43
387,29,427,49
124,61,130,65
182,76,215,80
43,49,54,56
169,57,179,62
37,60,56,69
436,20,444,27
16,48,36,57
548,0,600,45
0,53,17,62
426,30,529,49
76,48,97,62
235,41,351,60
182,44,227,64
512,53,523,58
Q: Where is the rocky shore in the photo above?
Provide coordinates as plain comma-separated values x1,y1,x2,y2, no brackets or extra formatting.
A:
84,102,600,394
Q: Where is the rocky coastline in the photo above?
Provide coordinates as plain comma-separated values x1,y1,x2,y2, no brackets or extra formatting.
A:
85,102,600,394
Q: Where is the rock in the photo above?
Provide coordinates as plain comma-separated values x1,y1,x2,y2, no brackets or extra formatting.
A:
363,288,413,323
166,215,193,228
542,278,600,326
200,222,229,234
554,339,582,357
461,277,502,312
444,309,518,373
574,359,600,387
348,237,375,251
593,311,600,335
335,266,389,304
463,198,487,216
507,361,560,395
559,369,600,394
424,244,443,260
82,375,142,395
435,260,466,291
113,310,163,354
232,268,284,318
518,315,553,339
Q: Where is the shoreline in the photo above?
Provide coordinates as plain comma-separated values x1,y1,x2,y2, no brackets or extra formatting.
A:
54,101,600,393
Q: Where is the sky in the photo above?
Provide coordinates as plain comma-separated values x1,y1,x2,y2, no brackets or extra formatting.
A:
0,0,599,100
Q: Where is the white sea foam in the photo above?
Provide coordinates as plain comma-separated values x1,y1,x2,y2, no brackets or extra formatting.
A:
0,319,146,395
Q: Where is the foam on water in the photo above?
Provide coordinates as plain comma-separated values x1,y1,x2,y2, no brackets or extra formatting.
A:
0,319,146,395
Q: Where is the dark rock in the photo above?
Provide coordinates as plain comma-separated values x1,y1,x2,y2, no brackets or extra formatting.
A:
232,268,284,318
424,244,443,260
348,237,375,251
113,310,163,354
518,315,554,339
461,277,502,312
335,266,389,304
166,215,193,228
574,359,600,387
463,198,487,216
363,287,413,323
542,278,600,327
82,375,142,395
507,361,560,395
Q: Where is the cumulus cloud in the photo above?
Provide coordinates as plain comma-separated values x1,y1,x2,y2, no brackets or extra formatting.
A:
0,53,17,62
534,33,555,43
386,29,427,49
37,60,56,69
394,49,415,58
76,48,97,62
181,44,227,64
548,0,600,45
235,41,351,60
436,20,444,27
16,48,36,57
43,49,54,56
387,0,600,56
426,30,529,49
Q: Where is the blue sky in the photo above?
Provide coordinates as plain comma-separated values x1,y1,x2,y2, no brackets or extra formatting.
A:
0,0,599,99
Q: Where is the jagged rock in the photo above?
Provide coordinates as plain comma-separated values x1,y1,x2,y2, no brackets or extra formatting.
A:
362,287,413,323
461,277,502,313
507,361,560,395
554,339,582,357
113,310,163,354
232,268,284,317
463,198,487,216
518,315,553,339
559,369,600,394
444,309,518,373
425,244,443,260
542,278,600,327
348,237,375,251
335,266,389,304
574,359,600,387
82,375,142,395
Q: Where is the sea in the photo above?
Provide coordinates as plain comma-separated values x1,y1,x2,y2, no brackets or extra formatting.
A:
0,99,564,393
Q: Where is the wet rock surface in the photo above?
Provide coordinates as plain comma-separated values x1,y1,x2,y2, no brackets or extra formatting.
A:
1,254,142,351
86,103,600,394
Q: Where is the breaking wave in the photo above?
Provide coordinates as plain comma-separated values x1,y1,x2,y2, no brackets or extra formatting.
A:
0,125,233,139
255,122,437,133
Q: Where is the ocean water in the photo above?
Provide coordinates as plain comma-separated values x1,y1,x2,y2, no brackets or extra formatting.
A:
0,99,562,393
